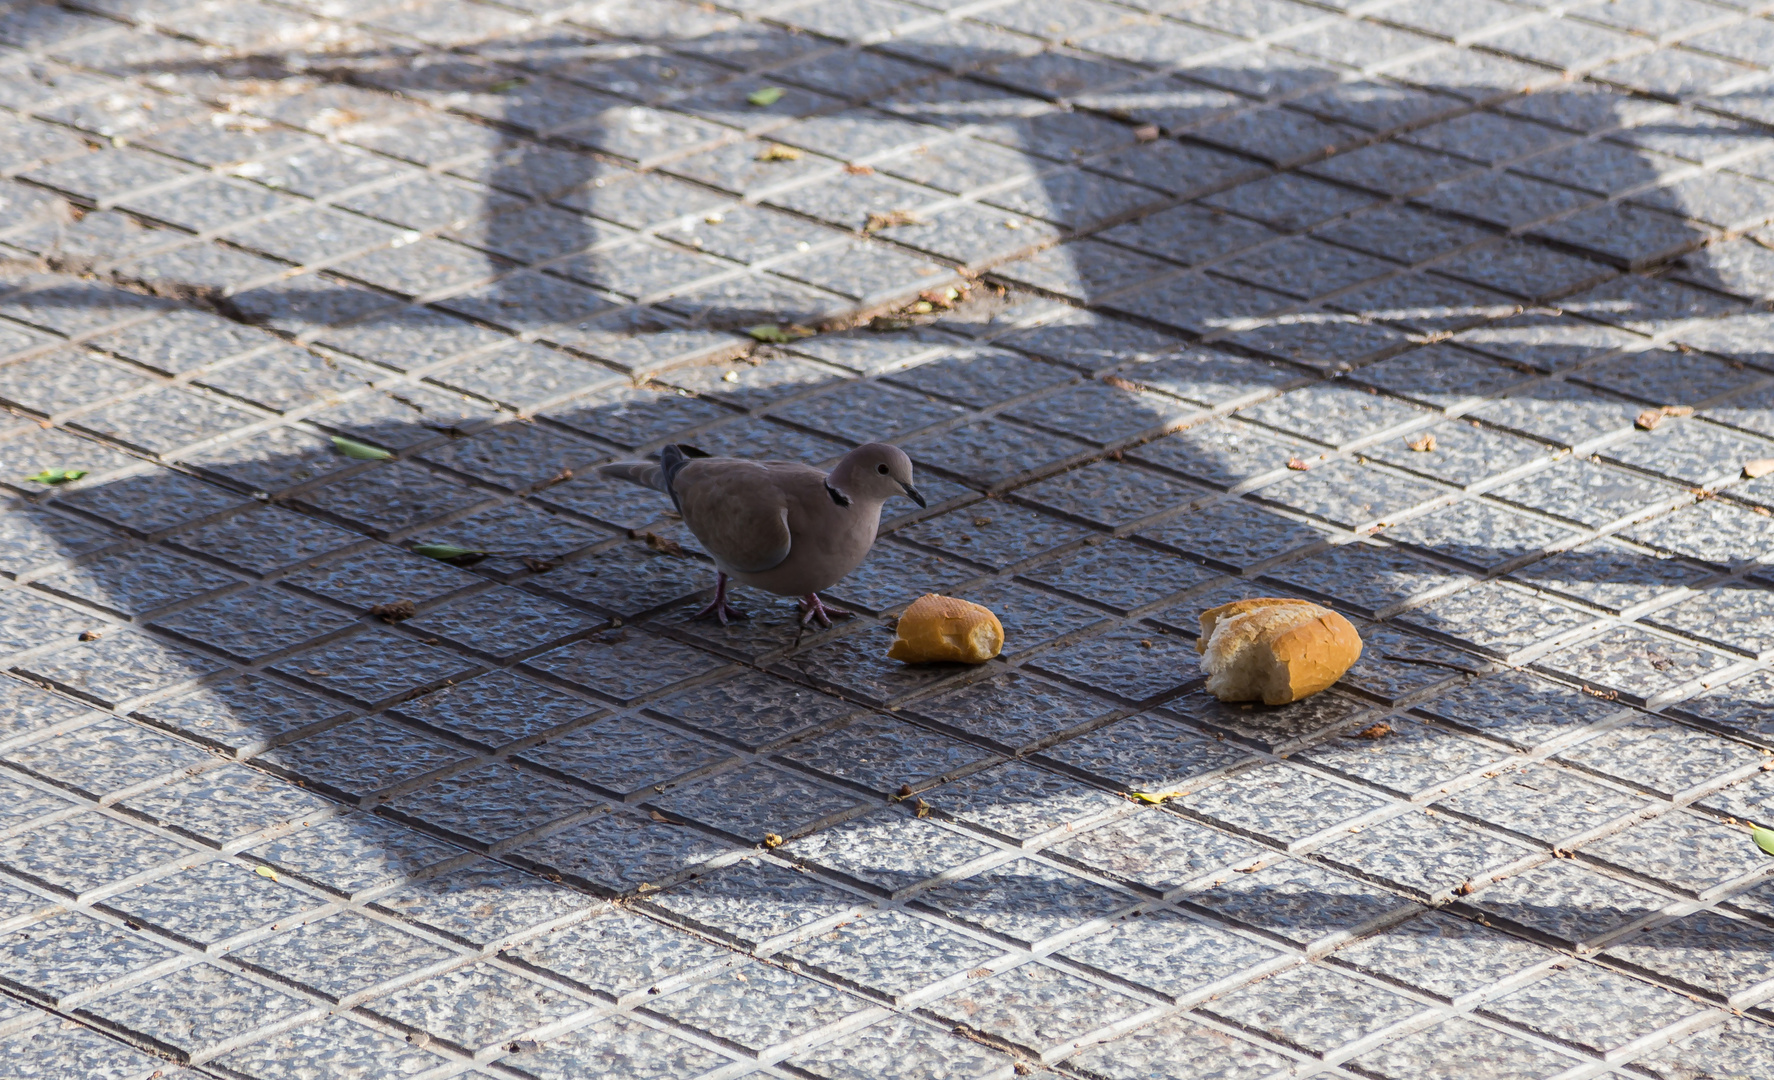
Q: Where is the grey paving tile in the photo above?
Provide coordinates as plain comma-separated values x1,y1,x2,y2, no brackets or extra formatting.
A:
923,961,1148,1055
642,959,874,1053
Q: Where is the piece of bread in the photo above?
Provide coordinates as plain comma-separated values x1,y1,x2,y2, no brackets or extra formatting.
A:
1196,597,1362,704
887,594,1004,664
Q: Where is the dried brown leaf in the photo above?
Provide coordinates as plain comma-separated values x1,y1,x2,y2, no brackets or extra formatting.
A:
370,599,416,623
629,529,685,556
1745,458,1774,479
864,209,920,233
1405,432,1436,453
1353,722,1392,740
1132,123,1161,142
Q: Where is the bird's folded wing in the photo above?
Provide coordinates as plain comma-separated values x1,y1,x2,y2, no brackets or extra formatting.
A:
675,464,794,574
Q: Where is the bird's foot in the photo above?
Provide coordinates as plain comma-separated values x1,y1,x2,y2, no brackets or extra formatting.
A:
691,573,749,626
797,593,852,627
690,596,750,625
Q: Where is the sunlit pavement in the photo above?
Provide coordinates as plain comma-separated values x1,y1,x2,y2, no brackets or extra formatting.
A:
4,0,1774,1077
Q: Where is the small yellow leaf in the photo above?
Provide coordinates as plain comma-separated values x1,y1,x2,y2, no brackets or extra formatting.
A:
1745,458,1774,479
1129,790,1179,804
1755,824,1774,857
763,832,785,848
255,866,279,881
746,86,784,106
755,143,802,161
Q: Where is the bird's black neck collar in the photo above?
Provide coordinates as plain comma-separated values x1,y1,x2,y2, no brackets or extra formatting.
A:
825,482,850,507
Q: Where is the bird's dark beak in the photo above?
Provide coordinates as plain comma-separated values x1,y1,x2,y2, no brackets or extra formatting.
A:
902,483,927,508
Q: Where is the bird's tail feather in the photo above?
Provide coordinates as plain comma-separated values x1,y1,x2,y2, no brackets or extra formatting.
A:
596,444,710,508
595,460,668,492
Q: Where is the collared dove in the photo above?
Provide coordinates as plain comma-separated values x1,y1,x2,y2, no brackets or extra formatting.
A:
597,442,926,625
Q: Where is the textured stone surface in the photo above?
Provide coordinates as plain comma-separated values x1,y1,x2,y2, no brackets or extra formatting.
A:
3,3,1773,1075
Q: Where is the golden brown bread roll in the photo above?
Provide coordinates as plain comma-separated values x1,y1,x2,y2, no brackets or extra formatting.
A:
887,594,1004,664
1196,597,1362,704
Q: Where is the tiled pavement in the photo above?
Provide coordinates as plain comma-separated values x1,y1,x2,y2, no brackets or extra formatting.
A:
5,0,1774,1078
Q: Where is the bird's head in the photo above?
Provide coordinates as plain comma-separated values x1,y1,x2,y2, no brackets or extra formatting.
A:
832,442,925,508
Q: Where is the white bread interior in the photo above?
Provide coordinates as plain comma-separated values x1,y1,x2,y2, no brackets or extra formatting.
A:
1197,598,1362,705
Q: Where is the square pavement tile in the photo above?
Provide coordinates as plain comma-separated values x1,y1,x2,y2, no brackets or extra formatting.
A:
1347,1015,1585,1080
1200,963,1427,1059
1478,962,1707,1055
920,761,1124,844
77,962,314,1060
1066,1012,1297,1080
1178,763,1391,848
0,911,182,1005
1604,907,1774,1003
1060,907,1284,1002
371,860,597,950
785,1013,1012,1080
1330,910,1556,1003
1437,762,1652,846
783,908,1004,1002
209,1014,454,1079
923,961,1150,1056
1180,859,1419,947
506,909,732,1000
1,1015,192,1080
1457,860,1671,948
133,676,347,755
641,960,875,1055
642,857,862,948
99,861,322,949
504,1014,734,1080
366,961,589,1053
915,857,1135,947
229,910,458,1001
1313,810,1536,899
786,811,999,897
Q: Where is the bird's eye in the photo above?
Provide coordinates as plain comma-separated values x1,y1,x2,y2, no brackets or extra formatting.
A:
876,463,889,474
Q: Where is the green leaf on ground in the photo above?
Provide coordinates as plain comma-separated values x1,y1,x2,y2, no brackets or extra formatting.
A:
27,468,87,484
487,77,528,93
413,543,485,563
1755,825,1774,857
747,324,813,343
746,86,784,106
331,436,393,460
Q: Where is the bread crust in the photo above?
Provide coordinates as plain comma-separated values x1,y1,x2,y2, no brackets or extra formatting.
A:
887,594,1004,664
1197,597,1362,704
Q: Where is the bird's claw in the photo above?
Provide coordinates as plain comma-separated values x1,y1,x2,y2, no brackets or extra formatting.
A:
693,573,749,626
797,594,852,627
690,598,750,625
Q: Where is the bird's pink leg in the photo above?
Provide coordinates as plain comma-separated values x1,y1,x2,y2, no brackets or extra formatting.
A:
797,593,852,626
690,573,749,625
